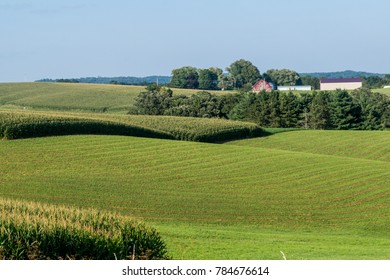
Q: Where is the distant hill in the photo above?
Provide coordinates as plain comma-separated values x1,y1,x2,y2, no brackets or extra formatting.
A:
36,76,172,85
300,70,385,79
37,71,387,85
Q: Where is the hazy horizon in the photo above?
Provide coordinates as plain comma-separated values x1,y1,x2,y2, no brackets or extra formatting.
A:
1,0,390,82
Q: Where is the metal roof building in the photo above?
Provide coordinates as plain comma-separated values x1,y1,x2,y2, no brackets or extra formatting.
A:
320,78,362,90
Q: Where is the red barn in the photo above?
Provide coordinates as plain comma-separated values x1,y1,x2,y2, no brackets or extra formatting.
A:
252,80,274,92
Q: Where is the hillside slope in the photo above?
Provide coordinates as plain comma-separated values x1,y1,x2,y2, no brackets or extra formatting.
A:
0,82,231,113
1,135,388,229
0,82,143,113
1,135,389,258
227,130,390,161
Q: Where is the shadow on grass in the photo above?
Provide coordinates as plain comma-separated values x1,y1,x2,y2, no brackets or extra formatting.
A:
217,127,301,144
261,127,301,135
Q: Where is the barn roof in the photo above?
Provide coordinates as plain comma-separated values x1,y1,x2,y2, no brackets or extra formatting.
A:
252,80,274,92
320,78,363,83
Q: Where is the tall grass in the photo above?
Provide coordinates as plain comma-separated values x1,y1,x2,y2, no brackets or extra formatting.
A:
0,198,169,260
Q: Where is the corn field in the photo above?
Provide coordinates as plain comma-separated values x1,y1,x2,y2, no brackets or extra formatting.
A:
0,110,174,140
0,198,169,260
0,110,264,142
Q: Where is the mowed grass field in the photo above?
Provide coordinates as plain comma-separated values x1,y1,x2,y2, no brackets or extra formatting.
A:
1,82,389,259
228,130,390,161
1,132,389,259
373,87,390,96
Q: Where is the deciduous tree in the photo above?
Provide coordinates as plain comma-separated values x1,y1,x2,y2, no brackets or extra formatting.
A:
226,59,261,89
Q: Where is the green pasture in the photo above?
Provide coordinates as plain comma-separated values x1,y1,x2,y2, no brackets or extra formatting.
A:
228,129,390,161
373,87,390,96
0,82,389,259
1,134,389,259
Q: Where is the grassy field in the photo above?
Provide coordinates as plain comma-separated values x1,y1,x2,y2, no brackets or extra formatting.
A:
373,87,390,96
1,134,389,259
0,82,232,113
227,129,390,161
1,82,389,259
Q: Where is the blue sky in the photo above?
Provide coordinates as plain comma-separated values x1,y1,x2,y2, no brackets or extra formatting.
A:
1,0,389,82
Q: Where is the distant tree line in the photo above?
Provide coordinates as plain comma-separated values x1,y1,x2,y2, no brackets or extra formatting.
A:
169,59,308,91
133,85,390,130
36,61,390,90
170,60,390,91
36,76,172,85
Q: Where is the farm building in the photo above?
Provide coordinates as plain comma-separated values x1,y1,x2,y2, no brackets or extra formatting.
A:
320,78,362,90
277,85,312,91
252,80,275,92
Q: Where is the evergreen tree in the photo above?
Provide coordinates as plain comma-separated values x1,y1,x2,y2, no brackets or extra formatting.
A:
329,90,358,130
279,91,299,128
351,88,389,130
309,92,331,129
254,91,272,127
229,92,256,121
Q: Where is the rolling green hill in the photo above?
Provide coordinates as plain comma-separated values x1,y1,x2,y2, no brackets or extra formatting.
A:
1,82,389,259
0,82,230,113
227,129,390,161
1,134,389,259
0,82,143,113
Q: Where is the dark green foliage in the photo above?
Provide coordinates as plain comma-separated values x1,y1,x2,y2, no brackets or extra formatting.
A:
135,85,174,115
301,76,320,90
186,91,223,118
351,88,390,130
198,68,219,90
229,92,256,121
329,90,359,130
265,69,302,87
133,87,389,131
279,92,300,128
309,92,331,129
226,59,261,89
170,66,199,89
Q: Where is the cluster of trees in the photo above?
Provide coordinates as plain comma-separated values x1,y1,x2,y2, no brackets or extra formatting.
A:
134,85,389,130
37,76,172,85
170,60,390,91
170,59,324,91
363,75,390,89
169,59,263,91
